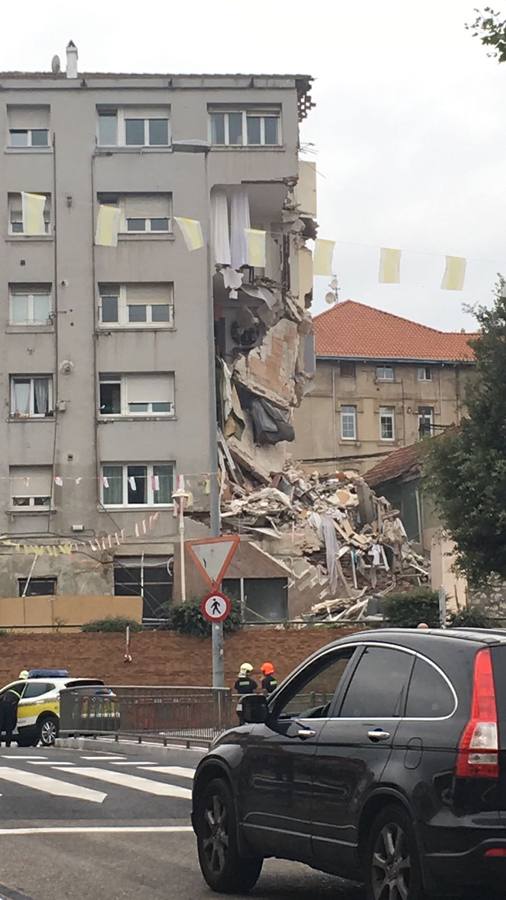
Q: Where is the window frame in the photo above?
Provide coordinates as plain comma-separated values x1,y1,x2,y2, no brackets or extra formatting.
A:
418,405,434,436
18,576,57,597
9,128,50,148
97,108,171,148
339,361,356,378
98,373,176,418
209,108,282,147
100,462,175,509
10,375,54,418
376,365,395,382
379,405,395,441
8,193,51,236
98,285,175,329
9,288,52,326
340,404,357,441
417,366,433,382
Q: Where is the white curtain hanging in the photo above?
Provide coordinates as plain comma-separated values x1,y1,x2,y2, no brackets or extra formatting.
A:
13,381,30,416
230,188,251,269
211,189,231,265
34,378,49,414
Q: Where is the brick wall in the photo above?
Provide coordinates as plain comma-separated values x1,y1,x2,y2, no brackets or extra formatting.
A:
0,627,360,688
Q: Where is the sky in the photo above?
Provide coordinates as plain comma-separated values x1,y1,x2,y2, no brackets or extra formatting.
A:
2,0,505,332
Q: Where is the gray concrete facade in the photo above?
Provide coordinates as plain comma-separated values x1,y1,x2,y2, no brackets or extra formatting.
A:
0,57,312,606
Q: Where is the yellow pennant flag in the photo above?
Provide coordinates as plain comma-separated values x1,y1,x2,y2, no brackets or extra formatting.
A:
379,247,401,284
95,204,121,247
245,228,266,267
441,256,466,291
21,192,46,235
175,216,204,251
313,239,335,276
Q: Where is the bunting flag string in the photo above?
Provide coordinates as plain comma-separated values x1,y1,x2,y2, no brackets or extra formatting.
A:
0,512,161,558
441,256,467,291
95,204,121,247
21,192,46,236
379,247,401,284
174,217,204,251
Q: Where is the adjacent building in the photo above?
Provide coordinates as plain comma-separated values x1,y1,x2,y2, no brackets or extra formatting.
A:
293,300,475,473
0,42,315,619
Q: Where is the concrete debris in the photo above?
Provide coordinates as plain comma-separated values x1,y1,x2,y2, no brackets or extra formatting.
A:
220,465,429,621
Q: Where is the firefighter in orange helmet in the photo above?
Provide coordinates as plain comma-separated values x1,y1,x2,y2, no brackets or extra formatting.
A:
260,662,278,695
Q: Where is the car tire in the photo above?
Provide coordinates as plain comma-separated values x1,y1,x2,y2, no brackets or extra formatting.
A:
38,714,59,747
195,777,263,894
365,804,425,900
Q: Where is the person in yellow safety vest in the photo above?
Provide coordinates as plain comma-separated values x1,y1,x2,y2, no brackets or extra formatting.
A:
234,663,257,695
0,685,22,748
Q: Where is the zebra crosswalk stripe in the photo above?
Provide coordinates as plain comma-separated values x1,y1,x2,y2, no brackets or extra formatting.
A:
58,766,192,799
138,766,195,779
0,767,106,803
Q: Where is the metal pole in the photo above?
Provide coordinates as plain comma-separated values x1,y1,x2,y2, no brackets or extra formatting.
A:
204,153,224,688
179,496,186,603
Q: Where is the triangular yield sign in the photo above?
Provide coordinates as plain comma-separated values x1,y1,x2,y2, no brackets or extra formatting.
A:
186,536,239,587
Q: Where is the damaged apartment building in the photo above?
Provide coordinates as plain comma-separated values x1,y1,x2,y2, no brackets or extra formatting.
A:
0,42,317,623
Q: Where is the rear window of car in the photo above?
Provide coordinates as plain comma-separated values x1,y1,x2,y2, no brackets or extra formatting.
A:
340,646,413,718
405,658,455,718
65,679,104,688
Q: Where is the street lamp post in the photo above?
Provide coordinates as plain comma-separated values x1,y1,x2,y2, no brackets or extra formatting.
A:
172,141,224,687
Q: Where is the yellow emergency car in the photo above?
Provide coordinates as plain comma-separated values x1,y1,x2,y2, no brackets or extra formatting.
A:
0,670,110,747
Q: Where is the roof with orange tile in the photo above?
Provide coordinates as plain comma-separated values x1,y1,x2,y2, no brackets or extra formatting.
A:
364,443,422,488
314,300,477,363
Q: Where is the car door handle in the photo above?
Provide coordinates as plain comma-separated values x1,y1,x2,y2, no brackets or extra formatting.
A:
367,729,391,742
297,728,316,739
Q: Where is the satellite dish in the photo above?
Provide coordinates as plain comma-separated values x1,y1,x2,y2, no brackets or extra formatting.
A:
329,277,338,290
325,292,336,305
52,55,61,73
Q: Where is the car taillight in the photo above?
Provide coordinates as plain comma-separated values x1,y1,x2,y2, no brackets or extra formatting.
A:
456,648,499,779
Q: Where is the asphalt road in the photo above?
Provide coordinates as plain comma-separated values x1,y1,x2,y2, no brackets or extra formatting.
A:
0,743,365,900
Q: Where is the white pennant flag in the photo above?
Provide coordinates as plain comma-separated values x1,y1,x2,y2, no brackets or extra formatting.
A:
441,256,466,291
379,248,401,284
134,523,140,538
95,204,121,247
54,476,63,487
152,475,160,492
22,192,46,235
128,476,136,491
102,476,109,489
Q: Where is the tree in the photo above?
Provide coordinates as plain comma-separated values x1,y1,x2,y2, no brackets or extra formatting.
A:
425,279,506,584
467,7,506,63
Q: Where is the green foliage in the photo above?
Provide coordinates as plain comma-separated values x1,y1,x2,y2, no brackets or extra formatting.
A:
425,280,506,584
383,588,440,628
467,7,506,63
166,598,242,637
81,617,142,633
449,608,490,628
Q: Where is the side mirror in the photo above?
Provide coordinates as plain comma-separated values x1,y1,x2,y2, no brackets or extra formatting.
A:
238,693,268,724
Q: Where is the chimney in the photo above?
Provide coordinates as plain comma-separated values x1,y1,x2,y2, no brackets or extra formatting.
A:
66,41,78,79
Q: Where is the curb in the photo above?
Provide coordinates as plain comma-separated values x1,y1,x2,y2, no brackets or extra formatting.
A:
55,735,210,754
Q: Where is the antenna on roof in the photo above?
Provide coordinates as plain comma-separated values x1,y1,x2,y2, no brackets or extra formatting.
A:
325,276,339,305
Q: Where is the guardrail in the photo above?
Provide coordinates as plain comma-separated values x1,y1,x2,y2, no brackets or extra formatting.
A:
59,685,234,744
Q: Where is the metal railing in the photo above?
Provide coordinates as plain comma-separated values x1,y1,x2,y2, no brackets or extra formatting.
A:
59,685,234,744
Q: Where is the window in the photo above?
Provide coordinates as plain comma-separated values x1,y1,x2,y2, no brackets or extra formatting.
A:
339,361,356,378
22,682,54,698
10,466,52,510
340,647,413,718
376,365,394,382
209,108,281,146
418,366,432,381
10,376,53,417
99,373,175,417
98,284,174,328
7,106,50,148
9,285,52,325
97,107,170,147
274,650,355,720
418,406,434,437
405,658,455,718
101,463,174,507
114,556,173,621
18,577,56,597
8,193,51,235
340,405,357,440
222,577,288,623
97,193,172,234
379,406,395,441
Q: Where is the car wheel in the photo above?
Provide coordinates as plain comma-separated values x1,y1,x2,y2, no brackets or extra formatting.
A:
195,777,263,894
365,804,425,900
38,715,59,747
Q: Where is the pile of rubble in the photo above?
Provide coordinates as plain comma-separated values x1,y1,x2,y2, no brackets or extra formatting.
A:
221,466,429,622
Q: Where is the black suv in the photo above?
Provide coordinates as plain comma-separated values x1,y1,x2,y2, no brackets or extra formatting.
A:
192,629,506,899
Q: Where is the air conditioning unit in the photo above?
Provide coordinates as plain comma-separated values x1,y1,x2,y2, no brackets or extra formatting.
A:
57,399,67,412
